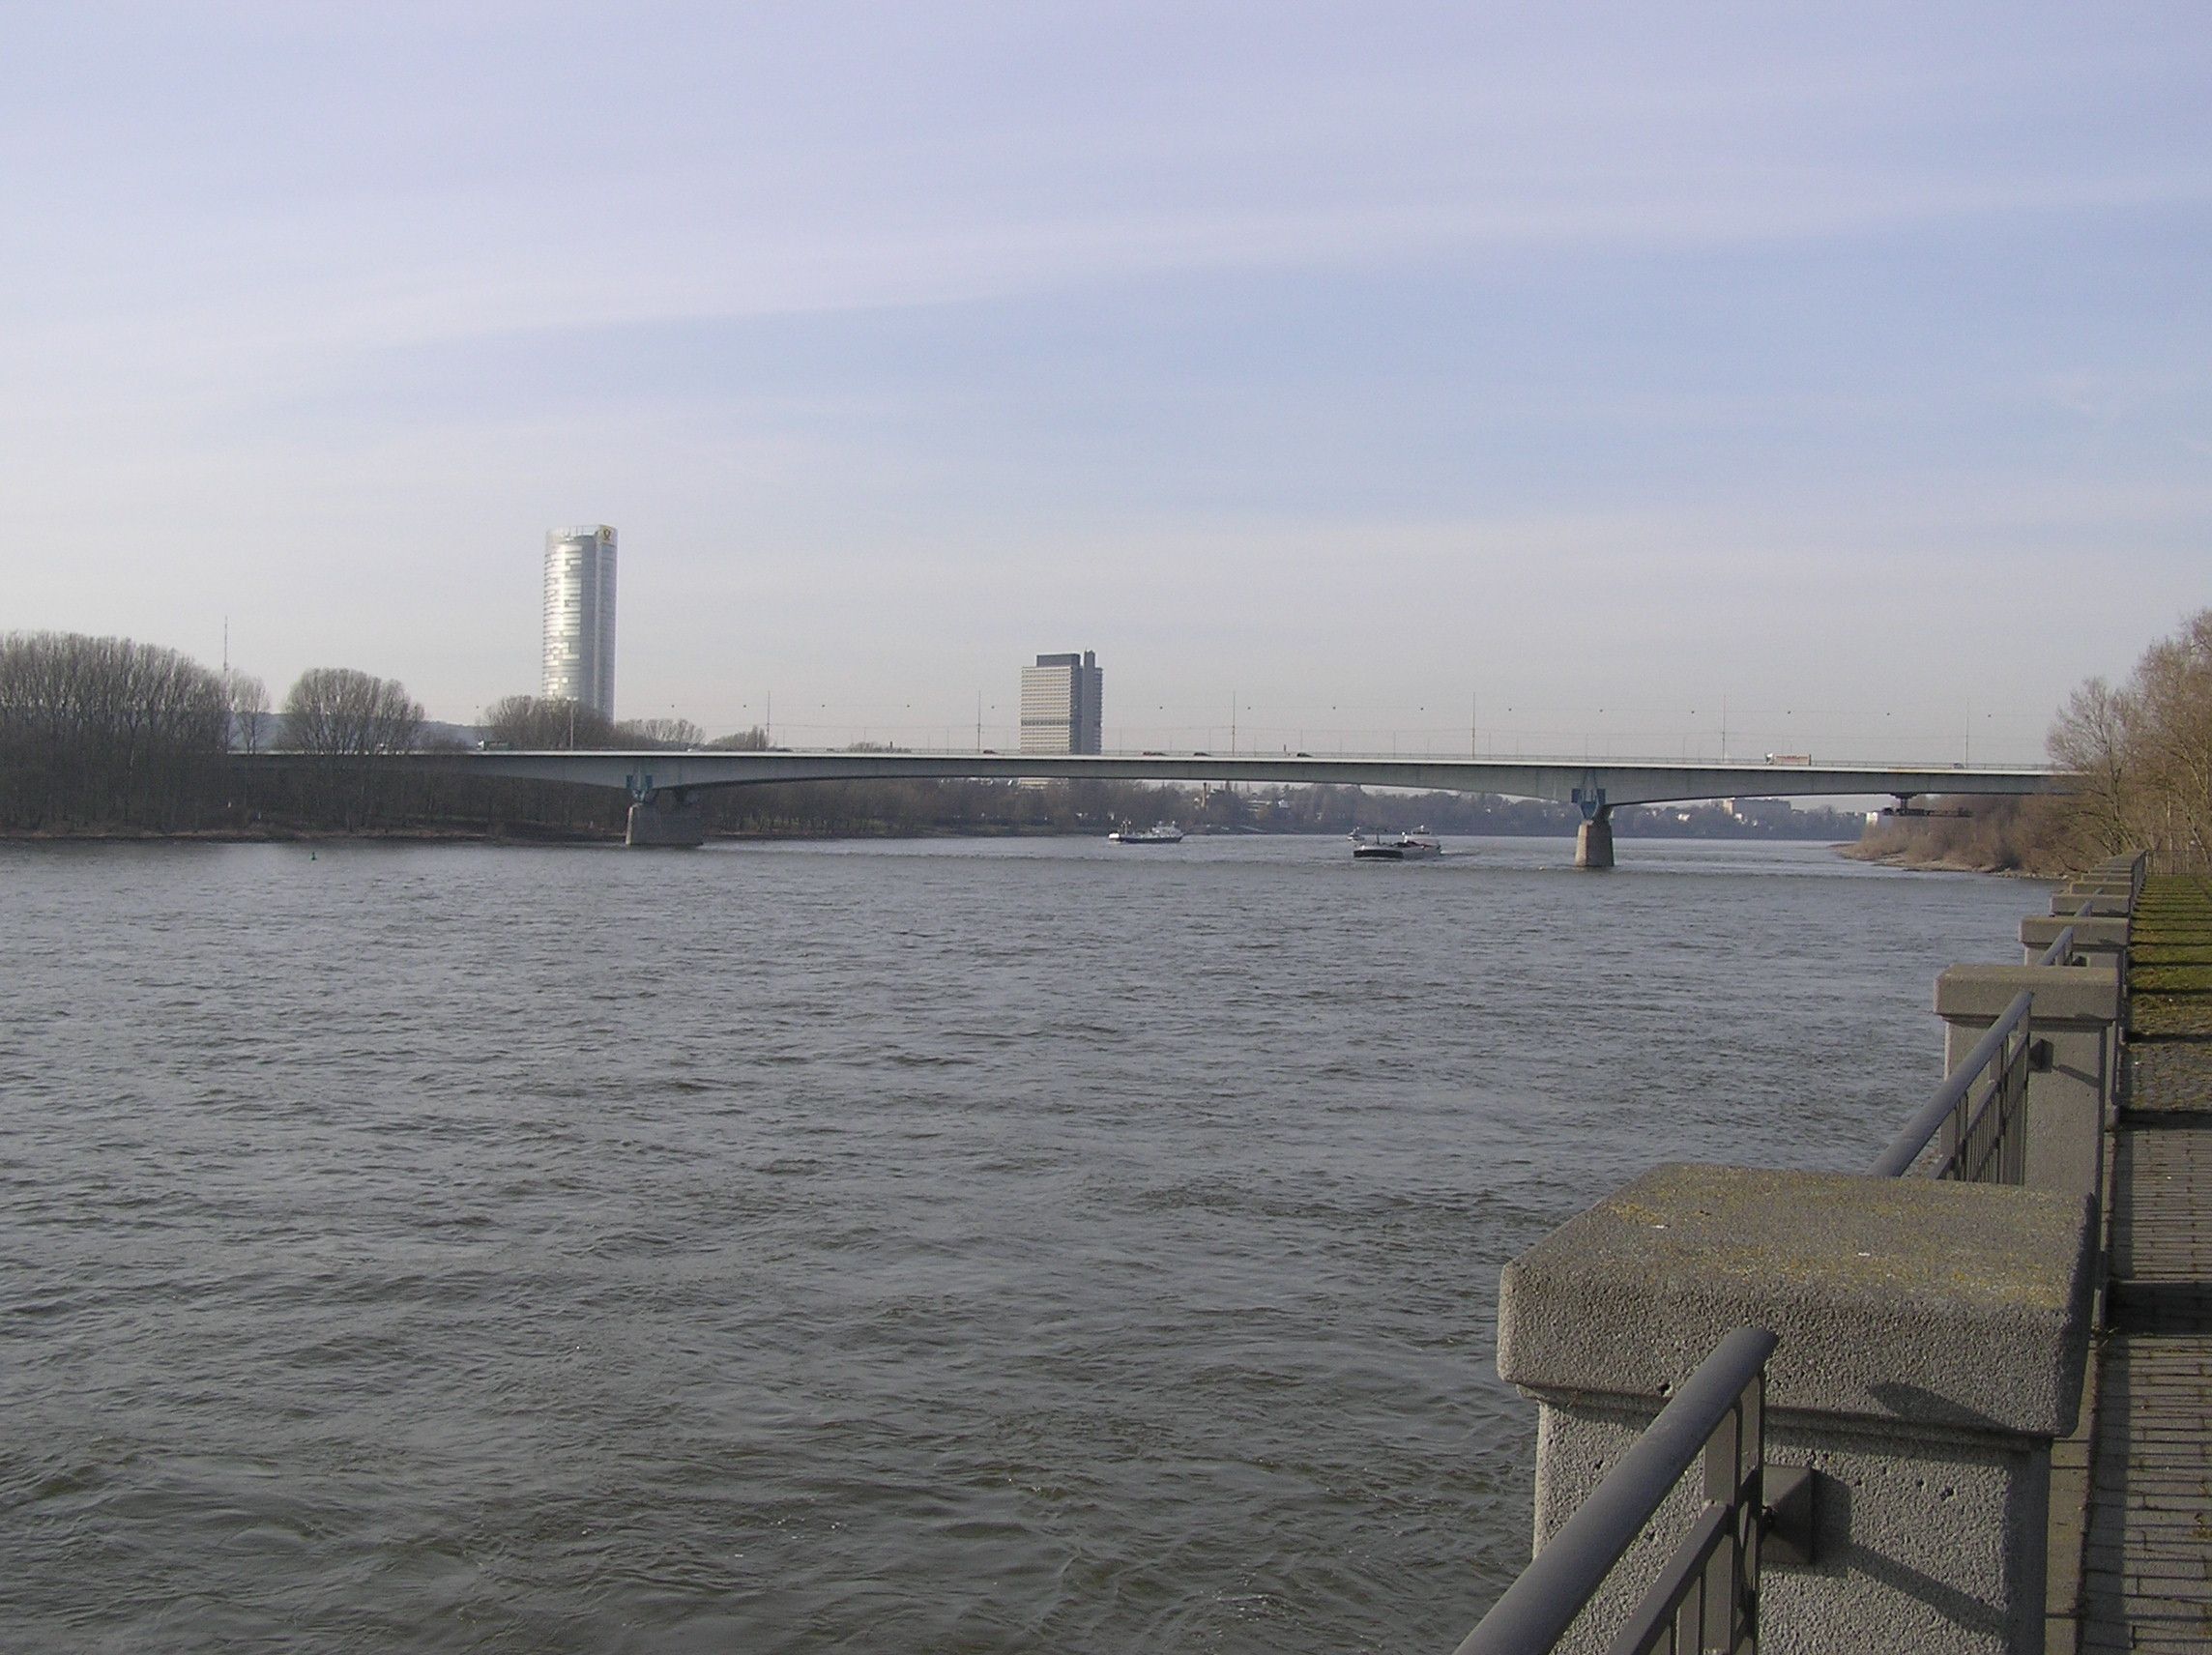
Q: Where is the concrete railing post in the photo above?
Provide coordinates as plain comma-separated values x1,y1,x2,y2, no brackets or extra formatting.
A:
2049,892,2130,918
1935,965,2122,1202
1497,1164,2096,1655
2017,915,2128,973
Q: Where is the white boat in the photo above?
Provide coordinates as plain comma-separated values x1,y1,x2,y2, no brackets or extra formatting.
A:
1352,831,1441,861
1109,822,1185,844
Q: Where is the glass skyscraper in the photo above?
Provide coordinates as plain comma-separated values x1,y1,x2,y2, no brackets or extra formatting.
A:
542,526,618,721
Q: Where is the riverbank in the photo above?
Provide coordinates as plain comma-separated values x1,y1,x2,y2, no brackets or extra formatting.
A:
1841,793,2079,876
0,821,616,845
1839,841,2048,877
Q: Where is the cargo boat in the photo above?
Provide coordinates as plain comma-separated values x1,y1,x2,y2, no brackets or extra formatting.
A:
1352,832,1441,861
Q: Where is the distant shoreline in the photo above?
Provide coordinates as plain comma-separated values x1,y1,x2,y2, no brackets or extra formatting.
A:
1839,840,2045,878
5,823,1878,848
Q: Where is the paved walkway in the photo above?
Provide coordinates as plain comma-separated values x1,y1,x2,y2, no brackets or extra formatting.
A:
2082,1029,2212,1648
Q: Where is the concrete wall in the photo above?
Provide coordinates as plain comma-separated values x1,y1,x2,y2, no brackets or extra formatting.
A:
1498,1164,2096,1652
1936,965,2120,1201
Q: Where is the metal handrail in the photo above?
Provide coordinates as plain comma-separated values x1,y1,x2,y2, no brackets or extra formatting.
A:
1607,1500,1741,1655
1453,1326,1779,1655
2036,923,2079,967
1870,989,2035,1179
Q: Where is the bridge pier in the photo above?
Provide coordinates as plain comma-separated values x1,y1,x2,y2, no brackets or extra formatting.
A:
626,794,704,848
1574,813,1615,870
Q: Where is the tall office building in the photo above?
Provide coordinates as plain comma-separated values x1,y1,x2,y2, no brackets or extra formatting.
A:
1020,651,1103,754
542,526,618,721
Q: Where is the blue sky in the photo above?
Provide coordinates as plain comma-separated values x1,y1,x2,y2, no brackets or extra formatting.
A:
2,3,2206,760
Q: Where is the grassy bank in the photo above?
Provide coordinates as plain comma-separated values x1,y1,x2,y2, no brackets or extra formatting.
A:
2131,875,2212,1039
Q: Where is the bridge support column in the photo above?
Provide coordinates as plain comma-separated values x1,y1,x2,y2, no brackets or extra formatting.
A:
1499,1163,2095,1654
626,794,704,848
1574,812,1615,870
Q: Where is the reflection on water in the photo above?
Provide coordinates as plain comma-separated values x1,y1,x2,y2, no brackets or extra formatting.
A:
0,836,2032,1652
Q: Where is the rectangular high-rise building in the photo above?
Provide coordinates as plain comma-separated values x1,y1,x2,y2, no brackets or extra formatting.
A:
1020,651,1103,754
542,525,617,721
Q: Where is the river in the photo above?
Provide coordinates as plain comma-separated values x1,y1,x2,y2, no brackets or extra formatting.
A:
0,835,2034,1652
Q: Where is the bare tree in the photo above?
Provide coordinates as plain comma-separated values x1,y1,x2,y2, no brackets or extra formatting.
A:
482,694,616,749
2130,611,2212,864
278,668,424,828
615,717,704,748
2047,678,2136,858
2050,608,2212,870
280,668,423,756
0,631,227,828
480,697,703,751
225,672,272,754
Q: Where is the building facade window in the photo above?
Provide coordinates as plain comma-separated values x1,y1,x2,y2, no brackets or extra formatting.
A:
1020,651,1102,754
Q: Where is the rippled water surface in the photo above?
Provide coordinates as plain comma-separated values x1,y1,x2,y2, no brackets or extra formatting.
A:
1,836,2036,1652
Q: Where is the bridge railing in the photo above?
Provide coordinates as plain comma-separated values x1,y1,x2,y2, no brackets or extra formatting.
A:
1451,1327,1784,1655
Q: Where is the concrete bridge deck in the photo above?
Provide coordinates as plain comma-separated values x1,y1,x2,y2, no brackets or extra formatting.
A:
2082,876,2212,1651
377,748,2064,857
416,747,2059,811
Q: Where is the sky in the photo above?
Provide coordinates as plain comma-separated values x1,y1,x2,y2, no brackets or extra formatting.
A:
2,2,2206,763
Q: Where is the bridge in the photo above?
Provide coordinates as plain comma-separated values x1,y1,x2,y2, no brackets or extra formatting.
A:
406,748,2066,863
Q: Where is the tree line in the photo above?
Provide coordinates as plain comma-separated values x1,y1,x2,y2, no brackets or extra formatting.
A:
0,632,230,829
1856,607,2212,874
2049,609,2212,869
0,635,435,831
0,639,1198,837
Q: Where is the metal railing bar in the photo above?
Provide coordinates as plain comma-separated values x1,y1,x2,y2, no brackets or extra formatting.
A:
1935,1025,2029,1183
2036,923,2078,967
1452,1326,1779,1655
1869,990,2034,1177
1603,1501,1732,1655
